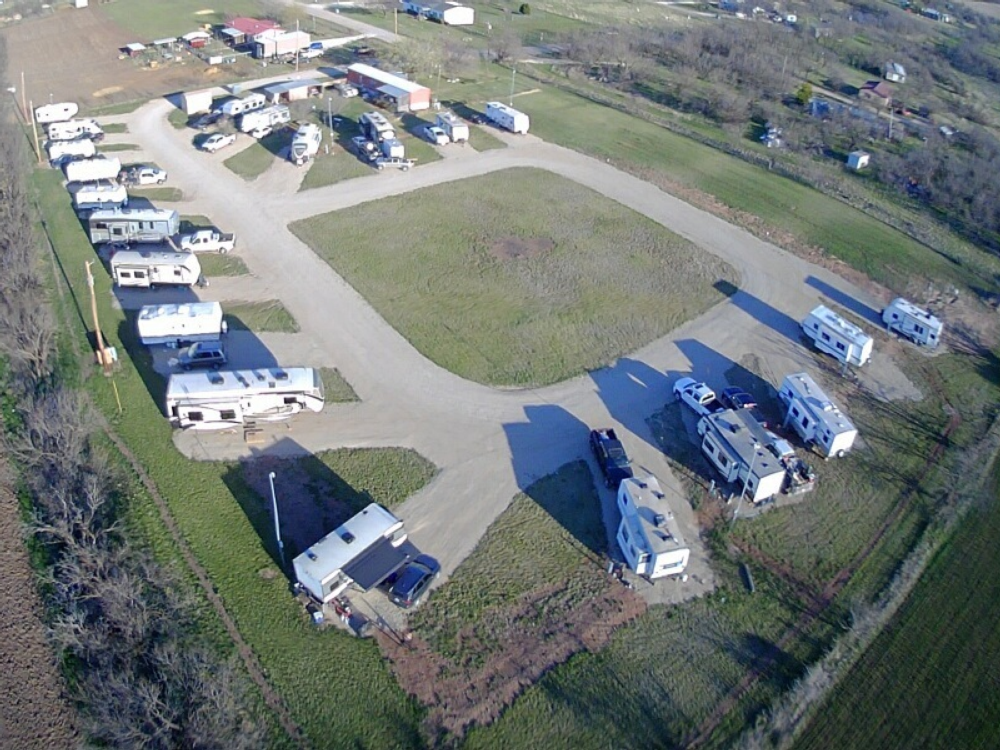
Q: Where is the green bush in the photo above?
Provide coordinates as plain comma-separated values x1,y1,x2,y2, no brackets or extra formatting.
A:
520,3,531,14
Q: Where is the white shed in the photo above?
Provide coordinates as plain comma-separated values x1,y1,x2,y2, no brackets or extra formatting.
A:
847,150,870,171
181,89,214,115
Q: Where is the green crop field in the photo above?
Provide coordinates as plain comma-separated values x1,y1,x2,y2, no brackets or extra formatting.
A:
225,300,300,333
292,167,738,386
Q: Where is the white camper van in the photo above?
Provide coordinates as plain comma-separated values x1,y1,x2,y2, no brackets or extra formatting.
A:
47,138,97,164
881,298,942,348
289,123,321,166
485,101,529,134
34,102,79,124
778,372,857,458
110,249,201,289
435,111,469,142
64,156,122,183
358,111,395,143
136,302,226,347
616,476,690,579
88,208,180,245
801,305,873,367
47,119,104,141
219,93,266,117
164,367,325,430
237,104,291,133
71,180,128,213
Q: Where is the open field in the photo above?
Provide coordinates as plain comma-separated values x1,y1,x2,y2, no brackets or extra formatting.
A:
100,0,265,39
292,167,738,386
198,253,249,277
225,300,300,333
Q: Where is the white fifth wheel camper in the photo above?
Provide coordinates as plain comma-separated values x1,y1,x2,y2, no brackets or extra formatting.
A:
697,410,787,502
219,92,266,117
485,101,529,134
35,102,79,124
289,122,321,166
881,298,942,348
88,208,180,245
801,305,873,367
47,138,96,164
237,104,290,133
71,180,128,213
64,156,122,183
616,476,690,579
778,372,857,458
137,302,226,347
110,249,201,289
47,118,104,141
164,367,325,430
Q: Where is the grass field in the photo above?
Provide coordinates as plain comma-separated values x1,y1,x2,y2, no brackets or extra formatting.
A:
467,125,507,152
97,143,138,152
101,122,128,134
100,0,266,38
318,367,359,403
225,300,300,333
198,253,248,277
128,186,182,202
168,108,189,130
291,167,737,386
223,132,286,181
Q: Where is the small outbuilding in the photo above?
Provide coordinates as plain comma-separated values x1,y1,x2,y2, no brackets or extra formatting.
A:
122,43,147,58
403,1,475,25
347,63,431,112
847,150,870,171
884,62,907,83
253,29,311,59
181,89,214,115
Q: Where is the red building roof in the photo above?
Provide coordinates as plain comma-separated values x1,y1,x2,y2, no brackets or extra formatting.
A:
228,17,280,36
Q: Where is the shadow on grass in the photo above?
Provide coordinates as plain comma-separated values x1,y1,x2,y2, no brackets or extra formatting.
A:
805,275,882,326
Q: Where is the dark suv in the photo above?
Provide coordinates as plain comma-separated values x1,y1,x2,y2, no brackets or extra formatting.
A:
389,554,440,608
177,341,227,371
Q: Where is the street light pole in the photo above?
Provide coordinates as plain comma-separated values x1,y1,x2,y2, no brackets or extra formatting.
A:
509,63,517,106
268,471,285,566
732,441,760,528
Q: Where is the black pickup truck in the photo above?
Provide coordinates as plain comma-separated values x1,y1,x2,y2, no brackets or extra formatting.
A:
589,428,634,489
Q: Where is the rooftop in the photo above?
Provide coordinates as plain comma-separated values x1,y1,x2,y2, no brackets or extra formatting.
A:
703,410,785,477
810,305,872,344
781,373,856,436
138,301,221,322
228,17,280,36
618,477,687,558
165,367,320,401
294,504,405,586
348,63,429,94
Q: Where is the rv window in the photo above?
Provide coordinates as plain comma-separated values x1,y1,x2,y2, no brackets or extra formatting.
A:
915,325,924,334
638,552,650,564
134,271,146,278
621,526,630,544
718,453,728,467
283,396,298,405
821,332,830,341
174,269,182,277
836,342,845,351
187,411,204,422
220,410,236,420
802,418,810,429
119,271,132,278
791,407,799,418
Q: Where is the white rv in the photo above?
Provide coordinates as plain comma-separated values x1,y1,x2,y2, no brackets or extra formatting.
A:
358,111,395,143
219,92,266,117
697,410,787,503
136,302,226,347
293,503,409,604
379,137,404,158
882,298,942,348
47,138,96,164
71,180,128,212
34,102,79,124
88,208,180,245
435,111,469,142
616,476,690,579
485,101,529,134
237,104,290,133
778,372,857,458
164,367,325,430
289,123,322,166
110,249,201,289
64,156,122,183
801,305,873,367
47,118,104,141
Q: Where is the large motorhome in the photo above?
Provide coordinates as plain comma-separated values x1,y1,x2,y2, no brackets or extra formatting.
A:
289,122,321,166
358,111,395,143
110,249,201,289
485,101,529,134
64,155,122,183
237,104,290,133
71,180,128,213
47,118,104,141
35,101,79,124
778,372,857,458
164,367,325,430
801,305,873,367
47,138,96,164
616,476,690,579
88,208,180,245
136,301,226,347
881,297,942,348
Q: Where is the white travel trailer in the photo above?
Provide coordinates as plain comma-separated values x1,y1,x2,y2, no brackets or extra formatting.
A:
293,503,409,604
435,111,469,142
289,122,321,165
801,305,873,367
136,302,226,347
616,476,690,579
71,180,128,212
47,118,104,141
219,92,266,117
485,101,529,134
64,155,122,183
236,104,290,133
34,101,79,124
778,372,857,458
47,138,96,164
379,137,404,158
882,298,942,348
697,410,787,503
164,367,325,430
358,111,395,143
110,249,201,289
88,208,180,245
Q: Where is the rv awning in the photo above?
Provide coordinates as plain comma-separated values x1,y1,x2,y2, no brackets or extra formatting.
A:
125,43,147,53
341,538,415,591
152,37,177,46
377,84,409,100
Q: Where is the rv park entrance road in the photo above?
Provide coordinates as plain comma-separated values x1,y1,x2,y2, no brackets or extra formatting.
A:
113,100,918,603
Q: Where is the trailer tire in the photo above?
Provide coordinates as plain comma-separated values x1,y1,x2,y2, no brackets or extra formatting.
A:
835,449,846,459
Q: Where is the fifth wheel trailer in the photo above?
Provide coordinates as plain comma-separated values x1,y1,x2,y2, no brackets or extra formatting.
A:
435,111,469,142
136,302,226,347
47,138,96,164
47,118,104,141
485,101,529,134
110,249,201,289
64,156,122,183
237,104,290,133
88,208,180,245
778,372,858,458
71,180,128,213
35,102,79,124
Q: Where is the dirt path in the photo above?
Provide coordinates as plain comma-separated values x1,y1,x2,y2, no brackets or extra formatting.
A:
0,459,78,750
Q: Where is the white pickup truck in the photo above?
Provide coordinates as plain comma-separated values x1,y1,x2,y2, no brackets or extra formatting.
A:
179,230,236,254
673,377,725,417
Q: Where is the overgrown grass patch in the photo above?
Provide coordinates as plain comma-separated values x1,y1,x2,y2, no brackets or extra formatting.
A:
88,100,144,116
168,108,189,130
223,133,285,180
299,148,371,190
318,367,358,403
101,122,128,134
468,125,507,151
98,143,138,153
128,187,182,202
291,167,738,386
198,253,248,277
225,300,300,333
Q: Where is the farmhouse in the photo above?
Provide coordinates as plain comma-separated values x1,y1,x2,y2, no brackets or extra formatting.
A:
697,409,787,503
616,476,690,579
402,1,475,25
859,80,892,108
293,504,412,603
778,372,857,458
219,17,279,47
346,63,431,112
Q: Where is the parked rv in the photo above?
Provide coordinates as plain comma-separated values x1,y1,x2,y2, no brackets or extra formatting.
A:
110,249,201,289
47,118,104,142
179,230,236,254
64,155,122,183
881,298,942,348
359,111,395,143
89,208,180,245
289,123,321,165
35,101,79,124
136,301,227,347
485,101,529,134
697,410,787,503
218,93,266,117
616,476,690,579
778,372,857,458
71,180,128,213
801,305,873,367
47,138,96,165
435,111,469,142
164,367,325,430
237,104,291,133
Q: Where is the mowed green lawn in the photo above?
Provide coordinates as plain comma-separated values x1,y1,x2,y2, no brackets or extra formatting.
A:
101,0,266,38
292,167,738,386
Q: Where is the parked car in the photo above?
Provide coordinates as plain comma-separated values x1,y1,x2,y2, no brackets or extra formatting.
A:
193,112,222,130
673,377,725,417
335,82,359,98
177,341,227,371
589,428,634,488
719,387,769,427
389,554,440,608
298,47,323,60
122,165,167,185
249,125,273,140
375,156,414,171
201,133,237,152
423,125,449,145
351,135,378,161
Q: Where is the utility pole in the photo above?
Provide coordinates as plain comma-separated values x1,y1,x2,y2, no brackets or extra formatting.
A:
394,7,398,37
509,63,517,105
269,472,285,567
295,18,300,74
85,261,112,376
20,70,27,122
28,100,41,164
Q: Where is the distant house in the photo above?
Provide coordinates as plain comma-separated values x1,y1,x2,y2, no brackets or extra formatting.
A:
884,62,907,83
402,1,475,25
859,80,892,108
847,150,870,170
220,18,280,47
252,29,311,59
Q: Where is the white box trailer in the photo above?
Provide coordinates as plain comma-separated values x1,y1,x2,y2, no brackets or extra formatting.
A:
137,301,226,346
88,208,180,244
237,104,290,133
165,367,325,430
801,305,873,367
219,92,266,117
435,111,469,142
47,138,96,164
882,298,942,348
64,155,122,183
778,372,857,458
72,180,128,212
47,118,103,141
485,101,529,134
616,476,690,579
110,249,201,289
35,102,79,124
